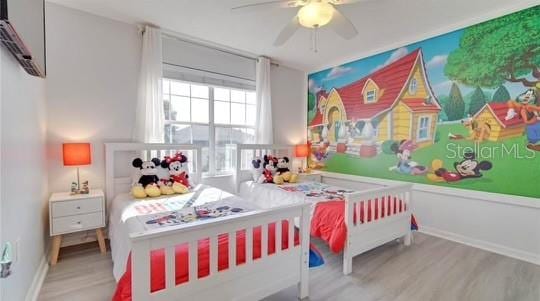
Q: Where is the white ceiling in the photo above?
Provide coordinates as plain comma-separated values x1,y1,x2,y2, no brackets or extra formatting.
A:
46,0,537,72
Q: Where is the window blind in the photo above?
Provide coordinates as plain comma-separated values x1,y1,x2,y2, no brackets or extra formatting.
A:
162,35,256,90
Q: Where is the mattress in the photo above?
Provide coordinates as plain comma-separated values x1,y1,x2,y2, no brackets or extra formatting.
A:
109,184,258,281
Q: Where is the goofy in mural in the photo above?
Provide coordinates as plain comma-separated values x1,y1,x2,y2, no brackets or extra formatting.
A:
505,89,540,151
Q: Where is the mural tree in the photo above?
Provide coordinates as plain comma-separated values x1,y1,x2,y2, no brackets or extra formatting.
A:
444,7,540,89
445,83,465,121
492,85,511,103
469,87,487,115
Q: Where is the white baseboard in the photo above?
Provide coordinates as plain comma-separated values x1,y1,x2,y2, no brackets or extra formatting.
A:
24,254,49,301
420,226,540,266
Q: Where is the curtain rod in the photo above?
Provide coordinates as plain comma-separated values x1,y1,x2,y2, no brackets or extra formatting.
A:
161,32,279,67
163,61,256,83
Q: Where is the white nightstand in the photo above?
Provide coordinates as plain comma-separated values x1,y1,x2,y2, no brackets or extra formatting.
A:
297,170,322,183
49,189,106,265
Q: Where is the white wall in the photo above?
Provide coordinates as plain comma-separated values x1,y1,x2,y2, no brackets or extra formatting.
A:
0,48,48,300
45,3,141,194
45,4,308,198
271,64,307,145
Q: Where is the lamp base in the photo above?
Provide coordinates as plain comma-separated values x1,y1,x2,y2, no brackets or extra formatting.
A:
70,167,89,195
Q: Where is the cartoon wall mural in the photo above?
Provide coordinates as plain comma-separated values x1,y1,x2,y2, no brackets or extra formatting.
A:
307,6,539,198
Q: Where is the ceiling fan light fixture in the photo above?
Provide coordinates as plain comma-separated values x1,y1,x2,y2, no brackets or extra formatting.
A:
298,2,334,28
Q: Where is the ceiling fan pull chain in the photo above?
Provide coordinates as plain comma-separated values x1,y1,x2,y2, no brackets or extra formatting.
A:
310,29,314,52
314,26,319,53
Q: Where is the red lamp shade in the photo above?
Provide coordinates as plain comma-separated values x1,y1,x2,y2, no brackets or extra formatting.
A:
63,143,92,166
295,144,310,158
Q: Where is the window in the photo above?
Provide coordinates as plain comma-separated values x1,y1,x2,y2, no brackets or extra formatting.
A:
409,78,418,95
366,90,377,103
163,78,256,174
417,116,431,141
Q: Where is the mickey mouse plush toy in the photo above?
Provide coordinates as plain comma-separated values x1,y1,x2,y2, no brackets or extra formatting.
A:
133,157,161,187
435,152,492,182
273,157,299,184
132,157,162,198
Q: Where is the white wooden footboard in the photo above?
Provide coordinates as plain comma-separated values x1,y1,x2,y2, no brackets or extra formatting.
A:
342,183,413,275
130,203,311,301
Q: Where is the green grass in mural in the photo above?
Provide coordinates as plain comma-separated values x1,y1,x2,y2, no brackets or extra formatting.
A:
322,124,540,198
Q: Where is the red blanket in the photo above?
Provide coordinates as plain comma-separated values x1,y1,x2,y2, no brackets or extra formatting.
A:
310,197,406,253
113,221,298,301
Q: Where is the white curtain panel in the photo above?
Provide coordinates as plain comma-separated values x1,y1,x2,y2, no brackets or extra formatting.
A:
255,56,273,144
134,25,165,143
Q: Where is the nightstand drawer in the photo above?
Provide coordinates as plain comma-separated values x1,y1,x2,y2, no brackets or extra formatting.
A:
52,212,104,235
52,197,103,218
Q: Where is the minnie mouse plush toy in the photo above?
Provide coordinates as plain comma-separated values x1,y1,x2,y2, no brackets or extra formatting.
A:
258,155,278,184
161,152,190,188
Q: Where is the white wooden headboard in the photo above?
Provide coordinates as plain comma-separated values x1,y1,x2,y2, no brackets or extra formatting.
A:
230,144,294,193
104,143,202,207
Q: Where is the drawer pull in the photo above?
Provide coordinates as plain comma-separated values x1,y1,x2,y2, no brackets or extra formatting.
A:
71,222,83,229
76,206,81,209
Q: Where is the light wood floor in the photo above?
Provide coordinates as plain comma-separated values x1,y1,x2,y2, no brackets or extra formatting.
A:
38,233,540,301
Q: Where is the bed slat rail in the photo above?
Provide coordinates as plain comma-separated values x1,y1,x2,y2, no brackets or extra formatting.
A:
130,203,310,301
344,183,412,228
342,183,413,274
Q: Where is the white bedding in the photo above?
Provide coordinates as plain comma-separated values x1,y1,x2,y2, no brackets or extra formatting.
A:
239,180,356,219
239,181,306,209
109,184,258,281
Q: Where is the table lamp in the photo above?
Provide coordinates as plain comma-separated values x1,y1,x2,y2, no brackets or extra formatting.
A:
295,144,310,173
63,143,91,194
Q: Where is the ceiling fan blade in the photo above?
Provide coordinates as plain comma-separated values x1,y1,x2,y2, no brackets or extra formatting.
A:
273,16,301,46
328,0,368,5
329,6,358,39
231,0,303,13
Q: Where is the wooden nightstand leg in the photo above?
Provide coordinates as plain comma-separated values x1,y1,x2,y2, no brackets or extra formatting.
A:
96,228,107,254
50,235,62,265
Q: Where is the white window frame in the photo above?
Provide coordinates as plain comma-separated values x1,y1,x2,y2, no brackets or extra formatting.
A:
409,78,418,95
163,78,256,176
416,115,431,142
366,90,377,103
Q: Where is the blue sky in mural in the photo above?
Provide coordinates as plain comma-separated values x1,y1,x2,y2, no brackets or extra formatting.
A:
308,28,527,99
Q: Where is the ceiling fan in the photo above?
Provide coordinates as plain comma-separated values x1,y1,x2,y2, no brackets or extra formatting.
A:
231,0,364,50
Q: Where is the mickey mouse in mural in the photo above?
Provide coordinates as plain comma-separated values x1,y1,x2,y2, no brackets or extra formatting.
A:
504,89,540,151
427,152,492,183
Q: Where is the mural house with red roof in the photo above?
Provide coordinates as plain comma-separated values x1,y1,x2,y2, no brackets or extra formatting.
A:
309,48,441,151
473,102,526,141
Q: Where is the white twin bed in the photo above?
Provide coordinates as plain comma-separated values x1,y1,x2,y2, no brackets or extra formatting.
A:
232,144,413,274
105,143,310,301
105,143,413,301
